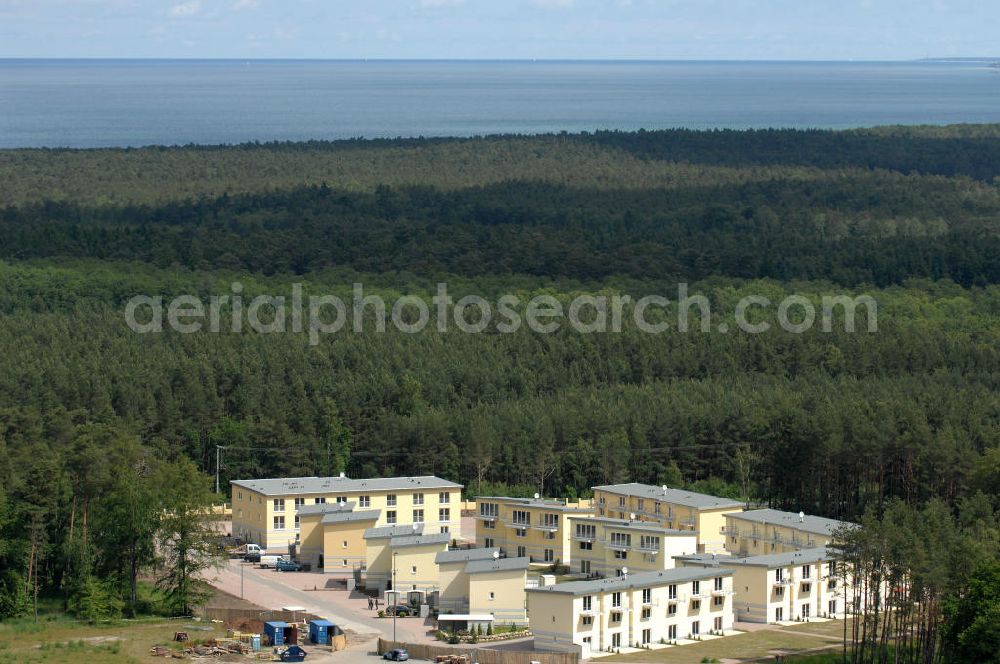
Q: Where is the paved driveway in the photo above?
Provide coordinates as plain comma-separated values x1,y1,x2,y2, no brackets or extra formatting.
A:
210,560,434,643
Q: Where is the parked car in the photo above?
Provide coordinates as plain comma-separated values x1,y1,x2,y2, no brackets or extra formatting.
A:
383,648,409,661
384,605,413,617
275,558,303,572
279,644,308,662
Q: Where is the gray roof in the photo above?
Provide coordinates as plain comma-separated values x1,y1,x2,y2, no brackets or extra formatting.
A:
389,533,452,549
475,496,594,513
726,509,852,537
296,502,356,517
672,553,737,567
321,509,381,525
568,515,698,536
720,547,836,569
435,548,501,565
364,524,425,540
231,475,463,496
593,483,743,510
527,568,732,596
465,556,530,575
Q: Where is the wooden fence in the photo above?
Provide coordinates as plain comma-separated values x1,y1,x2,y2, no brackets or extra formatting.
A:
378,638,579,664
197,606,324,625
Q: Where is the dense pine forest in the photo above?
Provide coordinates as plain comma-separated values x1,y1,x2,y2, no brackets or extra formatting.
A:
0,128,997,648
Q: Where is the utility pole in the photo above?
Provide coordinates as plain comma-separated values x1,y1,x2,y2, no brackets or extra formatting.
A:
215,445,223,494
240,561,244,599
392,551,398,643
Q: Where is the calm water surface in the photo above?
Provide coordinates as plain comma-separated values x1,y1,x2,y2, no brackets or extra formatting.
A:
1,60,999,148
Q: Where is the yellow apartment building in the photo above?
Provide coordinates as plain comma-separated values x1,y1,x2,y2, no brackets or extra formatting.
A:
474,496,594,565
567,516,699,577
677,547,850,623
436,553,531,631
436,548,503,615
723,509,850,556
591,483,743,553
231,475,463,549
363,526,450,595
528,567,736,658
296,502,380,574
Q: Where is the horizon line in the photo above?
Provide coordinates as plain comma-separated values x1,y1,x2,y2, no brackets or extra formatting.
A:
1,56,996,63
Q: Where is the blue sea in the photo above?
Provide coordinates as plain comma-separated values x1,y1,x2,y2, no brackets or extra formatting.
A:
1,59,999,148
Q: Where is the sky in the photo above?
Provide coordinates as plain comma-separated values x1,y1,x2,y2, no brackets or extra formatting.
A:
0,0,997,60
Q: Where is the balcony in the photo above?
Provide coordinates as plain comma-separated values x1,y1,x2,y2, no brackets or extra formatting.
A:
679,517,697,527
689,589,706,600
636,544,660,554
666,593,687,604
606,540,631,551
474,512,499,521
711,587,733,597
573,533,597,543
773,578,793,587
533,522,559,532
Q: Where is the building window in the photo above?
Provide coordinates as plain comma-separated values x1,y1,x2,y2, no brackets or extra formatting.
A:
359,495,370,508
636,499,644,511
386,494,397,507
484,520,495,529
440,526,449,534
342,540,348,548
439,508,450,522
668,625,677,640
802,604,811,619
714,616,723,631
582,615,593,626
315,497,326,504
802,565,811,579
610,611,621,623
516,546,526,558
642,628,651,644
802,583,811,593
413,493,424,506
668,584,677,600
775,586,785,598
542,514,558,528
775,607,784,622
639,535,660,551
484,537,494,548
775,569,784,582
668,604,677,616
294,515,300,529
692,580,701,596
642,588,652,604
410,566,417,575
485,591,493,601
610,532,631,549
576,523,596,540
274,499,285,513
479,502,498,518
714,577,724,591
618,496,626,507
641,608,651,619
439,492,450,504
336,496,347,504
614,550,628,560
691,621,700,636
544,549,554,563
692,600,701,611
294,497,305,509
579,541,592,551
413,509,424,523
580,560,591,574
713,596,724,607
512,510,530,526
611,633,621,648
545,530,555,540
273,516,285,530
386,510,397,524
611,592,621,608
515,528,527,538
238,491,243,500
582,595,592,611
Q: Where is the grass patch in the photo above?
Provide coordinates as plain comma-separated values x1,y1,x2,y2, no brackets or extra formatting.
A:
602,621,845,663
0,617,226,664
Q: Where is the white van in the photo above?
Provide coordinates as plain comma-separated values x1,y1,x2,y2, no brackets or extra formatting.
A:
259,554,284,569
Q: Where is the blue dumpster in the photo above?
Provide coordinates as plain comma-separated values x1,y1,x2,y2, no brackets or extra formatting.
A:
264,621,289,646
308,619,334,645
